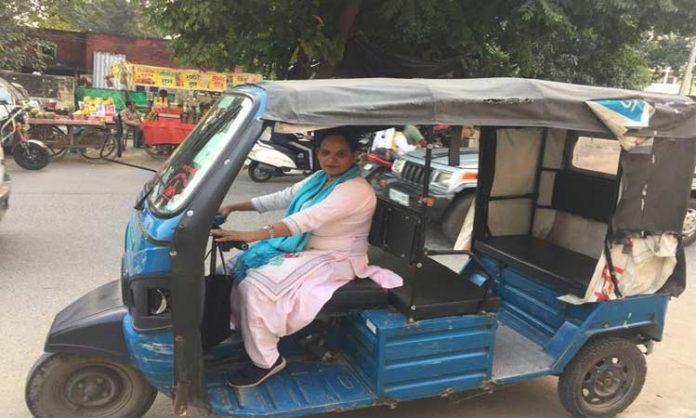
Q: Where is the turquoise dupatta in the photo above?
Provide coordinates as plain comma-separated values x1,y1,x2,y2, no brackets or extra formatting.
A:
231,165,361,280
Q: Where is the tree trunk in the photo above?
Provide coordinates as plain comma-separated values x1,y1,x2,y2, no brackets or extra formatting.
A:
314,0,362,79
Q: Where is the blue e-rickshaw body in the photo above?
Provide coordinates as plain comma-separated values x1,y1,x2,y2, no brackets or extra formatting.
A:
36,79,694,418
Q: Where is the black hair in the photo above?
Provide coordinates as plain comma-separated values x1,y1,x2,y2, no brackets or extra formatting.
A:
125,100,133,107
316,127,359,152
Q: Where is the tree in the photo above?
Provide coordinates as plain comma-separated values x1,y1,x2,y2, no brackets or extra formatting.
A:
147,0,696,89
0,1,50,71
40,0,163,38
641,34,692,81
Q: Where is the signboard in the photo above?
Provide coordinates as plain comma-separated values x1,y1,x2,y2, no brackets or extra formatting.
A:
117,63,262,92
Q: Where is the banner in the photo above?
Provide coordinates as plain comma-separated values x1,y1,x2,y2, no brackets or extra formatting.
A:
120,63,262,92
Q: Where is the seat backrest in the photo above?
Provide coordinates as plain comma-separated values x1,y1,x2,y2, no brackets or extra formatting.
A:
368,197,425,264
552,170,617,223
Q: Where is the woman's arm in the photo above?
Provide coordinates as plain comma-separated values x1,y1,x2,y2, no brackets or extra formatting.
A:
219,200,256,216
221,172,317,215
211,221,291,243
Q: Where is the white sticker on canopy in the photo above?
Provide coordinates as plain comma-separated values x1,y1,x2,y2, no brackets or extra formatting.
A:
586,99,655,151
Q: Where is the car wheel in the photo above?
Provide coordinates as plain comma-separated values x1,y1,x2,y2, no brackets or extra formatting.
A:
26,353,157,418
441,194,475,243
558,337,646,418
682,198,696,246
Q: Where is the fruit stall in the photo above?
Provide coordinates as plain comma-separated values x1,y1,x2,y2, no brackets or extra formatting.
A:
111,62,262,158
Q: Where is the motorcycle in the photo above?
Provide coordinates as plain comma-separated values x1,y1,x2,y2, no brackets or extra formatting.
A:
246,131,315,182
0,103,51,170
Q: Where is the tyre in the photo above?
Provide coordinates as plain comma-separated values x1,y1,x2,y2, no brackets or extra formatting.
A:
558,337,646,418
26,353,157,418
145,144,175,160
13,142,50,170
682,198,696,246
248,161,273,182
441,194,474,243
78,128,116,161
28,126,69,159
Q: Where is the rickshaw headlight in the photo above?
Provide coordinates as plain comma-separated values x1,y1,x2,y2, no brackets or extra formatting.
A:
392,158,406,173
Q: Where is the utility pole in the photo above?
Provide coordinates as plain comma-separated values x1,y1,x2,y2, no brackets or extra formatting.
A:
679,38,696,95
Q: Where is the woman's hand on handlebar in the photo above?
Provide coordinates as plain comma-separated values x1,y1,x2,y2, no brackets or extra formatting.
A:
211,229,254,243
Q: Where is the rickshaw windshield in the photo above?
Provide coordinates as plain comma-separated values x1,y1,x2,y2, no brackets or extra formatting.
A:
149,94,254,215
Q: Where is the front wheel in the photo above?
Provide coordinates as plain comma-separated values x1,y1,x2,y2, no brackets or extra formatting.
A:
13,142,50,170
248,161,273,182
558,337,646,418
26,353,157,418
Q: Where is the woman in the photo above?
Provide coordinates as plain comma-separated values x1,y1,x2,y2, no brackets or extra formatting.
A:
212,129,402,388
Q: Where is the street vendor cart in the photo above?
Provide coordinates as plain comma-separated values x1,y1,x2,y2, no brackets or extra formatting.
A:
27,118,117,160
141,107,196,159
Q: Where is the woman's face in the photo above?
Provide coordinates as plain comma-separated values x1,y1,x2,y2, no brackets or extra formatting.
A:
317,135,356,178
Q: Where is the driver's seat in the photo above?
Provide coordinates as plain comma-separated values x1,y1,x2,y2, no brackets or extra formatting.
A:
318,277,389,317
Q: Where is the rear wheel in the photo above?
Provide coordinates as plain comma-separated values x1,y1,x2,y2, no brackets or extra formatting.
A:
144,144,176,160
441,194,474,243
26,353,157,418
77,128,117,161
558,337,646,418
248,161,273,182
12,142,50,170
682,198,696,246
28,126,69,159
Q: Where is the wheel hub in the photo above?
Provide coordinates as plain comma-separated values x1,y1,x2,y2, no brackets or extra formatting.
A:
582,357,630,405
66,367,122,408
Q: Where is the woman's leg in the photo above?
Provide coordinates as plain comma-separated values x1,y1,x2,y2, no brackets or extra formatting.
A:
233,281,282,368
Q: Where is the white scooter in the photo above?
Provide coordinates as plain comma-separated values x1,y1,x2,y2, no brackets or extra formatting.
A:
246,131,315,182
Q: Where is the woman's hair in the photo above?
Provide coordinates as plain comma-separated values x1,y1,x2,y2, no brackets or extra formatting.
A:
316,128,359,152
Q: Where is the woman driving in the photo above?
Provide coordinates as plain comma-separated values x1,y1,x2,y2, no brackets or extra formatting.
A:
211,128,402,388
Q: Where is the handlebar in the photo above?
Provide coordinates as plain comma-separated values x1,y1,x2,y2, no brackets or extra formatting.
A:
211,212,249,251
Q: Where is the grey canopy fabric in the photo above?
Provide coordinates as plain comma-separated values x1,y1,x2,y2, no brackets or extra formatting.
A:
253,78,696,139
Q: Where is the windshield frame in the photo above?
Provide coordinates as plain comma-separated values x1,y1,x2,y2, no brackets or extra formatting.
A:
146,91,259,218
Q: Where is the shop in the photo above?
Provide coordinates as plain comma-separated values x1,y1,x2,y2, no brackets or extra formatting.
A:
111,62,262,157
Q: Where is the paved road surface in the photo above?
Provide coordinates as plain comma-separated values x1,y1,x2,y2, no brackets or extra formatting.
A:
1,152,695,417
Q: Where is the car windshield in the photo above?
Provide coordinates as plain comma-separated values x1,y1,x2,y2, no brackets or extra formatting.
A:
149,93,254,214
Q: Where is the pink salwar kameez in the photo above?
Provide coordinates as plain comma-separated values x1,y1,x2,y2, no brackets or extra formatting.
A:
227,175,402,368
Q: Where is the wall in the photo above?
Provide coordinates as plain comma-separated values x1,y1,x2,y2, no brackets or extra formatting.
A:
32,29,178,74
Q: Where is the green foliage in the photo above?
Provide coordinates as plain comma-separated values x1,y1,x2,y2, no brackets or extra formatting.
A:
147,0,696,89
0,1,49,71
41,0,163,38
641,35,692,80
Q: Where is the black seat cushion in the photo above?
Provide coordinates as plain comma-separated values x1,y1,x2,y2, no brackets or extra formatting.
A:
475,235,597,297
388,257,500,320
318,279,389,317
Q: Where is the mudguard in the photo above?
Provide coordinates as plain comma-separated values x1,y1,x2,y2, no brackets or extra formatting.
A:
44,280,130,364
25,139,49,150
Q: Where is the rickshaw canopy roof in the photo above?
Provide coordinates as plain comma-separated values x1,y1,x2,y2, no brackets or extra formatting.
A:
252,78,696,139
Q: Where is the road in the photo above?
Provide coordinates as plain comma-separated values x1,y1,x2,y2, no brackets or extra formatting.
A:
1,151,695,417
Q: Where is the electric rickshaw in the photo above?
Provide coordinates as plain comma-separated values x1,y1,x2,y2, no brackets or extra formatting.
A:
26,78,696,418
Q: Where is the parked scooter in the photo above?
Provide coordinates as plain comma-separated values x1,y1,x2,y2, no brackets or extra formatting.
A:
246,131,315,182
0,103,50,170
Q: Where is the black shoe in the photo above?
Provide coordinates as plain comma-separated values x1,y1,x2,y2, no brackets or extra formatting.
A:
225,356,287,388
